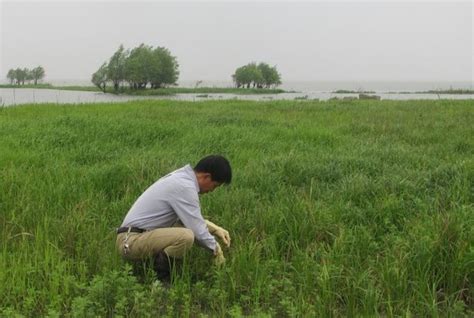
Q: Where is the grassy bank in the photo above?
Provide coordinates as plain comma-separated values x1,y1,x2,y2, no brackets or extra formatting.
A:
0,83,55,89
0,100,473,316
387,89,474,95
421,89,474,95
0,84,285,95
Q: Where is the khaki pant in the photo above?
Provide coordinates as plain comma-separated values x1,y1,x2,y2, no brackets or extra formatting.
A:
116,227,194,260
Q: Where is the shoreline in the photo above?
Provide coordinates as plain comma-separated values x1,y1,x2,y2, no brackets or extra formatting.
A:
1,83,473,95
0,84,286,96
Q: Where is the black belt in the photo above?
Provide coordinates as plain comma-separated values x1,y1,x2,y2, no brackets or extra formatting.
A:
116,227,146,234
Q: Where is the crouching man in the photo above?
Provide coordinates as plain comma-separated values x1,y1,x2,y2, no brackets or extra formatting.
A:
116,155,232,282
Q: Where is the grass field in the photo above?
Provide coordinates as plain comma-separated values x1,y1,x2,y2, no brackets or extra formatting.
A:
0,100,473,317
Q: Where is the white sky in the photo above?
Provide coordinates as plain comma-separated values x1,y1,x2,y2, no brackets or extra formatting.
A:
1,0,472,82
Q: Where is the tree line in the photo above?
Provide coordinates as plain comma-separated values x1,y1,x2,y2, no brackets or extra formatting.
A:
6,66,45,85
5,47,283,91
92,44,180,92
232,62,281,89
92,44,282,92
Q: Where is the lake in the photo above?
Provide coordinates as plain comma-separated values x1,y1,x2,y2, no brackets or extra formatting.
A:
0,87,472,107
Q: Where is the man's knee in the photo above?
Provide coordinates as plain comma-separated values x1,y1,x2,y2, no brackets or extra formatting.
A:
164,228,194,258
179,229,194,251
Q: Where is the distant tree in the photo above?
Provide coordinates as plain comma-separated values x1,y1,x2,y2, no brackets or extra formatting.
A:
107,45,128,91
6,69,15,84
269,66,282,87
31,66,45,85
248,63,264,88
149,46,179,88
233,62,281,89
91,63,108,93
124,44,153,89
15,68,27,85
25,68,34,84
231,69,239,87
6,66,48,86
257,63,281,88
232,63,263,88
122,44,180,89
232,65,252,88
96,43,180,90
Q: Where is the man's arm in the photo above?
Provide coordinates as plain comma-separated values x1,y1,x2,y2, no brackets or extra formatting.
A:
205,220,231,248
169,186,218,252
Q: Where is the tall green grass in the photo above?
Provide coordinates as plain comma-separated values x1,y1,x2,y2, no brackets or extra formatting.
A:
0,100,472,316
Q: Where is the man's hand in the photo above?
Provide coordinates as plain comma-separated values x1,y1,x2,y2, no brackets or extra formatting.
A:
213,242,226,266
206,220,231,248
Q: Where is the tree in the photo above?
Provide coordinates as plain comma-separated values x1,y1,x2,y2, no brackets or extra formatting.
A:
25,68,34,84
6,69,15,84
91,63,108,93
124,44,153,89
95,43,180,91
15,68,27,85
122,44,179,89
247,63,264,88
149,47,179,88
232,63,263,88
269,66,281,87
258,63,281,88
232,62,281,89
232,65,252,88
107,45,128,91
31,66,45,85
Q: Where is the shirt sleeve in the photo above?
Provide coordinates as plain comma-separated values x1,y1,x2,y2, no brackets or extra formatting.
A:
169,186,217,252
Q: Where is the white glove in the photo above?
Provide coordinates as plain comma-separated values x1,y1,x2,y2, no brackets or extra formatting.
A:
213,242,226,266
205,220,231,248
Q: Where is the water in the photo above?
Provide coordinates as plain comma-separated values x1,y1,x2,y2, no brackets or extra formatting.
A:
177,80,473,93
0,81,472,107
43,79,473,92
0,88,169,106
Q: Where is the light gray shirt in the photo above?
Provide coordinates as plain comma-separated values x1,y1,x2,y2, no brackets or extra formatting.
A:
121,164,217,252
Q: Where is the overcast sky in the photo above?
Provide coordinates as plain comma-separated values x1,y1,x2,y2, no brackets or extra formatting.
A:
1,0,472,83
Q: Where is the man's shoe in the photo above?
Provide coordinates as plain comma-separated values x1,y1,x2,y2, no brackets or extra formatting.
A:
154,251,171,282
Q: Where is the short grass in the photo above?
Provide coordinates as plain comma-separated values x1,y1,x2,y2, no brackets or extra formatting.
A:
0,99,473,317
0,84,54,89
422,89,474,95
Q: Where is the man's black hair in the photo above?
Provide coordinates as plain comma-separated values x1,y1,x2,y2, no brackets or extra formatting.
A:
194,155,232,184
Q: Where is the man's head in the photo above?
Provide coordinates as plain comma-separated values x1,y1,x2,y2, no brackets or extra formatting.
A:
194,155,232,194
